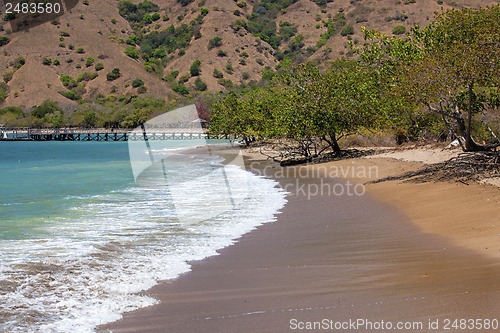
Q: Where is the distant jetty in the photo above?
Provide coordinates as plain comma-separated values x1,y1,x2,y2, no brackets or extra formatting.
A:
0,127,213,142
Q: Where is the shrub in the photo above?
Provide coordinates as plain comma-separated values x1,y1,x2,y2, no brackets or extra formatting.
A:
0,36,10,47
242,72,250,80
208,36,223,50
85,57,95,67
189,59,202,76
42,57,52,65
172,83,189,95
60,90,81,101
76,48,85,54
217,49,228,57
0,83,9,102
166,70,179,81
178,73,190,84
392,25,406,35
213,69,224,78
106,68,121,81
95,63,104,71
125,46,140,59
137,85,147,94
53,59,61,66
194,77,207,91
132,78,145,87
3,71,14,83
217,78,233,88
340,25,354,36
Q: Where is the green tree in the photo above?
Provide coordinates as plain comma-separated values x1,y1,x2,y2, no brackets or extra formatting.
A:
405,6,500,151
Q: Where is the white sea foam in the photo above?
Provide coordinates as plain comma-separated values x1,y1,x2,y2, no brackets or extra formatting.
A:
0,157,287,333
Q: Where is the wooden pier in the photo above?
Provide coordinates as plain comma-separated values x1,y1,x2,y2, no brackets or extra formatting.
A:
0,128,215,142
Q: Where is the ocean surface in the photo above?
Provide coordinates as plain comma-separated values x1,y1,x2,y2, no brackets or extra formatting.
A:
0,141,287,332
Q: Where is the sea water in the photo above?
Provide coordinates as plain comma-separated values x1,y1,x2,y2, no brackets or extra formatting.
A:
0,141,287,332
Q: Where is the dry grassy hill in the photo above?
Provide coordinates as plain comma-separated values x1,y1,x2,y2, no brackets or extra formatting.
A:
0,0,497,109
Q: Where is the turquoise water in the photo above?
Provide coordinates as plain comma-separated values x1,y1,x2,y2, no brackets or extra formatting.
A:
0,142,133,240
0,141,287,333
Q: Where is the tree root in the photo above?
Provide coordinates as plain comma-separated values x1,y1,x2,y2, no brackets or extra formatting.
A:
368,151,500,185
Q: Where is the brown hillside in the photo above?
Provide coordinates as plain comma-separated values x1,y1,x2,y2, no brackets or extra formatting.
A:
0,0,497,108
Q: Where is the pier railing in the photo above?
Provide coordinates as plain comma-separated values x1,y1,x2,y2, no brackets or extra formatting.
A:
0,127,220,142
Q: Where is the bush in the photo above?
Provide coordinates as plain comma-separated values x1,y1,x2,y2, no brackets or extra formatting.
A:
392,25,406,35
0,83,9,102
190,59,202,76
178,73,190,84
125,46,140,59
194,77,207,91
85,57,95,67
106,68,122,81
60,90,81,101
132,78,145,87
208,36,223,50
76,48,85,54
172,83,189,95
213,69,224,78
340,25,354,36
95,63,104,71
0,36,10,47
42,57,52,65
217,49,227,57
217,78,233,88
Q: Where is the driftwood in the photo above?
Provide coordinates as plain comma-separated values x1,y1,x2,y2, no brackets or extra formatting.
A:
368,151,500,185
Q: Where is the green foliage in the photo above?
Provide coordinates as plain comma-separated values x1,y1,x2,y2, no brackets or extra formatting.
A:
213,69,224,79
107,68,122,81
42,57,52,65
190,59,202,76
60,90,81,101
217,49,228,57
210,61,388,154
0,36,10,47
166,70,179,82
194,77,207,91
85,57,95,67
118,0,160,26
172,83,189,95
0,83,8,102
392,25,406,35
177,0,194,6
140,24,193,57
245,0,298,49
340,25,354,36
132,78,145,87
125,46,140,59
3,71,14,83
95,63,104,71
217,78,233,88
31,100,62,119
208,36,223,50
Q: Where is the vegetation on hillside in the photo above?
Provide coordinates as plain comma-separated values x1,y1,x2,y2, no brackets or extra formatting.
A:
209,6,499,161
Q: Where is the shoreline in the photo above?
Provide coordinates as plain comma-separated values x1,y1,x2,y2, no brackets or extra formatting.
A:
98,149,500,332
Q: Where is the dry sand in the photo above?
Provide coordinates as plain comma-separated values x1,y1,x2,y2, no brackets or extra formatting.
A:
98,149,500,333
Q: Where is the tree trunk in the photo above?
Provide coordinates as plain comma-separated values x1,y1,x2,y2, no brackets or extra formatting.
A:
325,133,341,153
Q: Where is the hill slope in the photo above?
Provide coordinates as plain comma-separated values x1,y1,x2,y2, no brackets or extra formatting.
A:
0,0,497,109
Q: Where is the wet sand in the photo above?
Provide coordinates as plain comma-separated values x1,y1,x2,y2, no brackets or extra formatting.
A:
98,156,500,332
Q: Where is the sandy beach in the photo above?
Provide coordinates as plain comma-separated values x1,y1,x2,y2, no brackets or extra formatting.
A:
98,148,500,332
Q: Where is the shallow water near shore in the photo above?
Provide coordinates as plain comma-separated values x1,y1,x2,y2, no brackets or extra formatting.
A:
0,141,287,332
